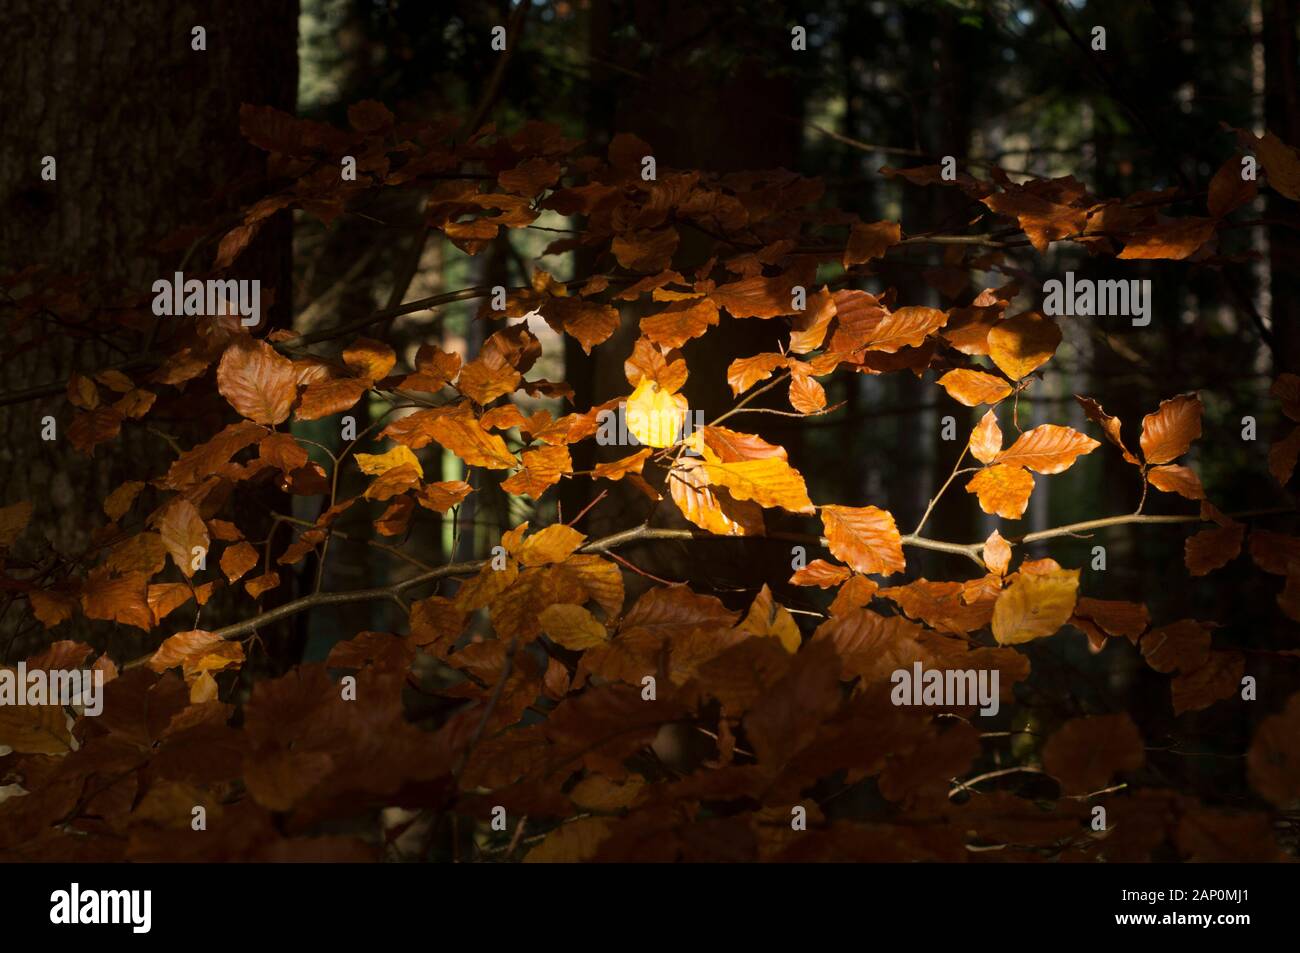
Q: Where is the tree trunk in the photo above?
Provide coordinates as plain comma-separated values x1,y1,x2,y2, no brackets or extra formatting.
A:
0,0,297,648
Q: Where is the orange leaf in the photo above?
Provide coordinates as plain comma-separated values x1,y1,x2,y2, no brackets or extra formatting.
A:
1139,393,1202,464
1075,395,1140,465
966,465,1034,519
518,525,585,566
991,568,1079,644
789,559,852,588
593,449,651,481
640,298,719,348
216,337,298,425
726,353,787,396
937,369,1012,407
843,220,901,268
969,409,1003,464
996,425,1099,474
820,505,906,577
667,459,765,537
865,306,948,353
158,499,210,579
220,541,260,583
983,530,1011,576
502,444,572,498
702,457,814,513
342,337,396,381
987,312,1061,380
1118,217,1216,260
1147,464,1205,500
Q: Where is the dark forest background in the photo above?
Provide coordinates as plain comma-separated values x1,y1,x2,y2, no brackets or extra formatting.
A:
2,0,1298,832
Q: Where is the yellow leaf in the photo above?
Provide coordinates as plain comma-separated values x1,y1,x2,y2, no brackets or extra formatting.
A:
355,444,424,478
738,585,801,653
625,378,688,448
992,568,1080,644
702,457,814,513
539,604,608,650
518,524,586,566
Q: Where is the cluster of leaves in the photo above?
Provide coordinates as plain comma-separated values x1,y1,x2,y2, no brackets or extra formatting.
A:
2,102,1300,861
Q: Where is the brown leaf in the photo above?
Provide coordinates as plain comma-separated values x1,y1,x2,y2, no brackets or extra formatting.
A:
1185,522,1245,577
1146,464,1205,500
1248,691,1300,808
1171,651,1244,715
1043,714,1144,793
1074,395,1140,465
1141,619,1212,674
216,337,298,425
1208,155,1258,217
220,541,260,583
790,559,852,588
843,220,901,268
726,353,787,396
158,498,210,578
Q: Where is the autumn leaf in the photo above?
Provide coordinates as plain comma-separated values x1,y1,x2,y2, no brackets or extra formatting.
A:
1139,393,1202,464
937,369,1012,407
158,498,209,578
995,425,1099,474
1185,522,1245,577
518,524,585,566
969,409,1003,464
1118,217,1216,260
625,378,688,448
640,298,719,348
668,459,765,537
843,220,901,268
789,560,852,588
966,465,1034,519
737,585,801,653
983,530,1011,576
702,457,815,513
220,541,260,583
0,501,33,548
342,337,396,381
987,312,1061,380
539,604,608,650
991,568,1079,644
1075,395,1139,465
216,337,298,425
820,505,906,577
355,444,424,478
1147,464,1204,500
1042,714,1144,792
864,306,948,353
727,353,787,396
